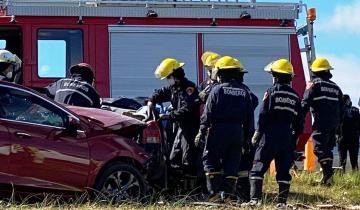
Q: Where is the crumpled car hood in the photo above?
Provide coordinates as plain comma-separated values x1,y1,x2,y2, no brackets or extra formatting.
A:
67,106,146,131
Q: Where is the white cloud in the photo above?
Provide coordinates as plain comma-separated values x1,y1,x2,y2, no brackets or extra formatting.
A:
39,65,50,76
317,0,360,35
312,54,360,107
300,52,360,106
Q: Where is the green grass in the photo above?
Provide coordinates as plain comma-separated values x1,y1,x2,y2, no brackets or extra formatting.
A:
262,171,360,209
1,171,359,209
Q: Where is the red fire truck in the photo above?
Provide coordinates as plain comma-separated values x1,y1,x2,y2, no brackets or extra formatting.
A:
0,0,315,151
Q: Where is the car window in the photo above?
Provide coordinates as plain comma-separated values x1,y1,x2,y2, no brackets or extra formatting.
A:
0,86,66,127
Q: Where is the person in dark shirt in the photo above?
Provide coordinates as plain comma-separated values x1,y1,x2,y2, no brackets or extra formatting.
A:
46,63,101,108
337,94,360,171
302,57,343,185
196,56,253,202
245,59,303,208
148,58,200,175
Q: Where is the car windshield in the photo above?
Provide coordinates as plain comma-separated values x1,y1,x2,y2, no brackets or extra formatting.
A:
0,87,65,127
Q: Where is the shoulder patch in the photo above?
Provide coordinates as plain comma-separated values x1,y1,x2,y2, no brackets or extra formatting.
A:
306,82,314,90
263,91,269,101
186,87,195,95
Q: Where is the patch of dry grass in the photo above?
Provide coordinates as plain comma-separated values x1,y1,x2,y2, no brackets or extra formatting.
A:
0,171,359,209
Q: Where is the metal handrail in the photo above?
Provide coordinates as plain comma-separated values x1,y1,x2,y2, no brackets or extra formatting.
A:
2,0,301,11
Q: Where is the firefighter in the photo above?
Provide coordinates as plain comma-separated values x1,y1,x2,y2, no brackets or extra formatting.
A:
46,63,101,108
234,64,258,203
195,56,253,202
245,59,303,208
199,51,220,103
302,57,343,185
0,49,21,82
148,58,200,175
337,95,360,171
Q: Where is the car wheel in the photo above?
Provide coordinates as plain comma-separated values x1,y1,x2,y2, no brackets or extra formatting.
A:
94,162,146,202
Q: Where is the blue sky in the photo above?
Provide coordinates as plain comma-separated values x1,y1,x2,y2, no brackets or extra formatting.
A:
262,0,360,106
38,40,66,78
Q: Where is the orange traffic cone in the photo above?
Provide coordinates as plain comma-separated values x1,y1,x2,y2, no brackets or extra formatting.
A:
270,160,276,176
304,138,316,171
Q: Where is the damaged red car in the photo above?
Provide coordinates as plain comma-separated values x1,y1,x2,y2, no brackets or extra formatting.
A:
0,81,151,201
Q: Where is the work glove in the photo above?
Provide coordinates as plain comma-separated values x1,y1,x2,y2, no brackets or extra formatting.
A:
336,135,343,144
198,90,207,102
251,130,261,147
194,131,206,149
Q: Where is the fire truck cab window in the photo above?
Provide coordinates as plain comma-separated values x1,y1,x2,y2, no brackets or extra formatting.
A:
37,29,83,78
0,40,6,49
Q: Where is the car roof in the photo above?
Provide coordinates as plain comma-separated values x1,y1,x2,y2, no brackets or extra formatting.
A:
0,80,43,94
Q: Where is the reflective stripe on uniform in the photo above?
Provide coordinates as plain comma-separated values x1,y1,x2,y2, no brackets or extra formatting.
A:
274,106,298,115
277,180,291,185
250,176,263,180
62,78,93,88
272,90,299,98
313,96,339,101
226,176,238,180
206,172,223,176
56,89,94,106
314,80,338,87
319,158,333,163
238,171,249,178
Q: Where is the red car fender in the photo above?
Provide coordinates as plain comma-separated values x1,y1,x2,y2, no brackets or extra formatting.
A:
86,134,150,188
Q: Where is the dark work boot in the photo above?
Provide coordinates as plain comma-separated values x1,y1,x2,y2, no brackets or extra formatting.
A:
236,177,250,203
319,160,333,186
250,178,263,201
222,176,238,203
241,178,263,207
278,182,290,205
205,172,223,202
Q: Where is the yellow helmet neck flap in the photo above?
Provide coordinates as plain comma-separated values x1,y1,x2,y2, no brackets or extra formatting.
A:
265,58,294,75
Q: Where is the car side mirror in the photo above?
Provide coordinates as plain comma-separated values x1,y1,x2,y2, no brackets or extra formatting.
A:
66,116,81,137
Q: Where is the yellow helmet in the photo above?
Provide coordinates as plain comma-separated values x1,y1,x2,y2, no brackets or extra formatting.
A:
311,57,333,72
265,58,294,75
214,56,245,72
201,51,215,64
154,58,185,80
202,52,220,68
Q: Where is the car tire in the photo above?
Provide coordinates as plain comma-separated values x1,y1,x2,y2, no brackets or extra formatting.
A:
93,162,146,203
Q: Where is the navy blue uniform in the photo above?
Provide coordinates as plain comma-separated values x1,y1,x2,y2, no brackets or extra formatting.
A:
201,80,253,177
243,84,259,111
250,83,303,191
338,105,360,170
237,83,258,202
46,77,101,108
302,77,343,177
150,78,200,172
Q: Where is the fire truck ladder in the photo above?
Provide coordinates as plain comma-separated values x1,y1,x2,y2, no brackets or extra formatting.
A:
297,4,316,78
1,0,303,20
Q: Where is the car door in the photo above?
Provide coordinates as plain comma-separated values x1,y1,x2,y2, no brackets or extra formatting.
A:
0,84,90,192
0,110,11,185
